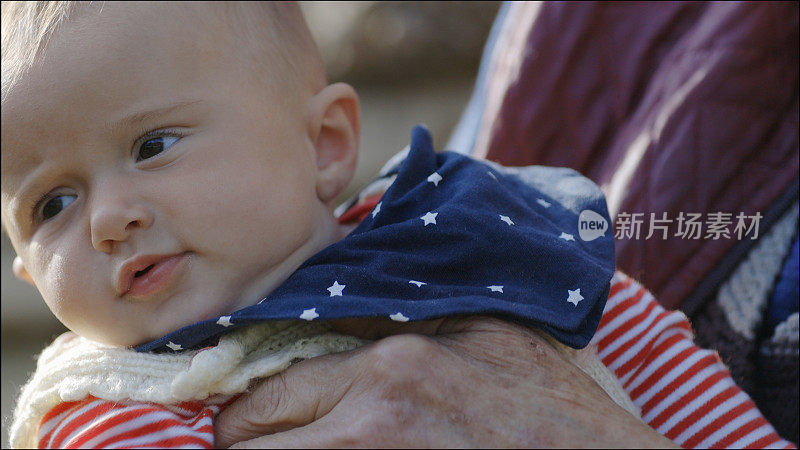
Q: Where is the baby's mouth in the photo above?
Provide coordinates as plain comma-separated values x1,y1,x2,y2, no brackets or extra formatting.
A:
134,265,155,278
118,252,190,297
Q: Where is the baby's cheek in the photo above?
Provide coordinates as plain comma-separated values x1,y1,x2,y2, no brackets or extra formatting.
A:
35,244,95,328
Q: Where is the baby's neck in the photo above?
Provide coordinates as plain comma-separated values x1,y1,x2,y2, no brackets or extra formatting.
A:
222,220,353,315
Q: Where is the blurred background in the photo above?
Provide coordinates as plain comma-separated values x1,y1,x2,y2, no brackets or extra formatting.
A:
0,2,501,446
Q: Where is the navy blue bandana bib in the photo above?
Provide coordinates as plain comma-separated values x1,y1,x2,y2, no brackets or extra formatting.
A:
136,126,614,352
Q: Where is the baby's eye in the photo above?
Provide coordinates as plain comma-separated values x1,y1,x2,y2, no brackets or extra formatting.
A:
136,135,180,161
40,194,77,221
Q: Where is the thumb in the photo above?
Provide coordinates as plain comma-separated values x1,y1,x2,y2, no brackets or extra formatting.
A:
214,349,355,448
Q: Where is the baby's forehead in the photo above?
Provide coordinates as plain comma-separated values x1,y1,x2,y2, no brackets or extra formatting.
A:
0,140,39,228
0,126,38,184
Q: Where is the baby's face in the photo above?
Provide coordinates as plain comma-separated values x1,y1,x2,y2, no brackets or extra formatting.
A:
1,3,347,346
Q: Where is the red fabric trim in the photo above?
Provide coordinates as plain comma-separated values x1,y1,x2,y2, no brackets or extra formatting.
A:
337,194,383,224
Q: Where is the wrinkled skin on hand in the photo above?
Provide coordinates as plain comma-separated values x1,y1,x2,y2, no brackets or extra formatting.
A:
214,316,677,448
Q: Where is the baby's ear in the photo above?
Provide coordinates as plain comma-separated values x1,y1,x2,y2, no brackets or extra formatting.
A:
12,255,36,287
306,83,360,204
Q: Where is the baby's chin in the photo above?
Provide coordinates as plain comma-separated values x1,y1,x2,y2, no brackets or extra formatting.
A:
138,307,233,347
76,290,269,348
75,329,149,349
73,312,219,349
53,314,144,348
148,296,266,346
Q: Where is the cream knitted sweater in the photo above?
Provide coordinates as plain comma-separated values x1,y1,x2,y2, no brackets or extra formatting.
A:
10,321,638,449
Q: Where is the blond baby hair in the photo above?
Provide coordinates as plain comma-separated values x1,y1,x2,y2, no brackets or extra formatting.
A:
1,1,326,104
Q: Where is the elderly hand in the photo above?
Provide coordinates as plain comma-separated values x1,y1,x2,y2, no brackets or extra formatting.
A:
214,316,677,448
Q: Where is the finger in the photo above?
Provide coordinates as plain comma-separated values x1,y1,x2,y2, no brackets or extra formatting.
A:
214,349,358,449
228,419,348,449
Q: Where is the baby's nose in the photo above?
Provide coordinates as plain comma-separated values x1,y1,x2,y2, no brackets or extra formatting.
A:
90,195,154,253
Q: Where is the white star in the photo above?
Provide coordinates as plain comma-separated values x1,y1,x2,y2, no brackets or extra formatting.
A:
537,198,552,208
559,232,575,241
327,280,346,297
409,280,427,287
427,172,443,186
371,201,382,218
166,341,183,351
216,316,233,327
487,171,498,181
300,308,319,321
421,211,438,226
499,215,514,226
566,288,584,306
390,312,409,322
487,285,504,293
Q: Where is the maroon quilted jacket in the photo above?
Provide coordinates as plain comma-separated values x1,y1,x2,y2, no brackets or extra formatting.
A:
475,1,798,312
467,3,799,442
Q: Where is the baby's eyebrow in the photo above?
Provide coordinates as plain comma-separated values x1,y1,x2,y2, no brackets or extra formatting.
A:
5,99,205,233
104,100,204,133
5,162,55,232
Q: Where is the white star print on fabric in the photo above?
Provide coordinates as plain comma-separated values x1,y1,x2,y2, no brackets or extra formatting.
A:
559,232,575,241
166,341,182,351
566,289,584,306
130,131,617,354
421,211,438,226
300,308,319,321
390,312,409,322
327,281,346,297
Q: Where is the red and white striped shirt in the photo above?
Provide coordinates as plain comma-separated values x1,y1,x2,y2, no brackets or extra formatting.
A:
36,272,796,449
37,398,225,449
594,273,794,449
